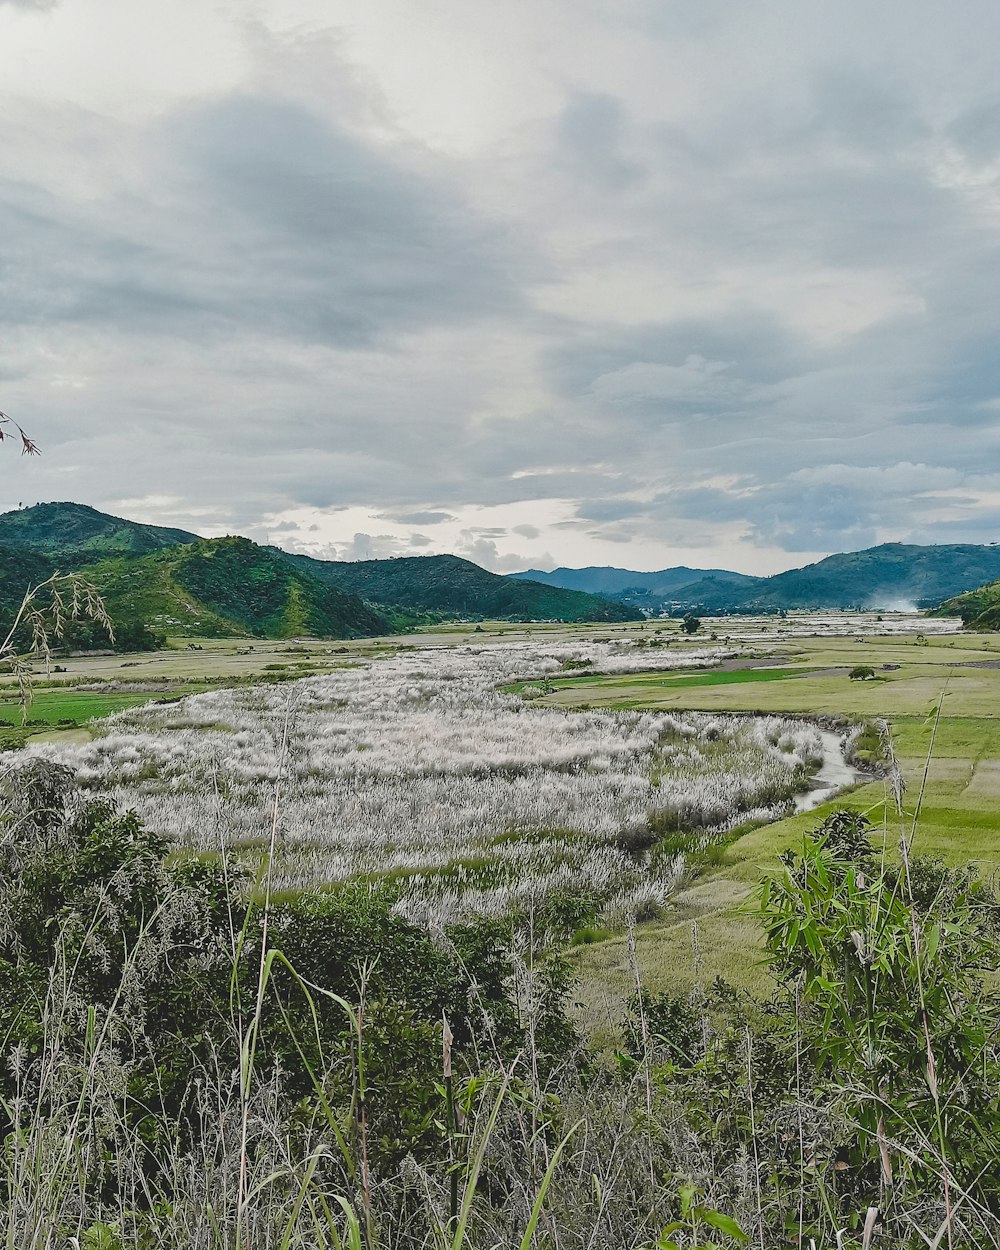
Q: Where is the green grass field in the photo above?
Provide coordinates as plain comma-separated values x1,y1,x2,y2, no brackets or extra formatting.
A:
548,664,818,690
0,689,162,729
558,626,1000,1043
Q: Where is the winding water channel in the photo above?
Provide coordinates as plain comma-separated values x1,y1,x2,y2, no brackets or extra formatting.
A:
794,727,867,813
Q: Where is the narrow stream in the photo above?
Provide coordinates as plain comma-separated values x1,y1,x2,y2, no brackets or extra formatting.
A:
793,728,867,813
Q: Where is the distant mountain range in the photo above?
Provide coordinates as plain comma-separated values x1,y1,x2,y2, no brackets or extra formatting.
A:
510,544,1000,614
510,565,760,599
3,502,1000,642
0,502,635,639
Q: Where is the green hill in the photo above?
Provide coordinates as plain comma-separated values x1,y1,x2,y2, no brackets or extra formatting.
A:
725,543,1000,611
937,578,1000,629
0,501,199,561
0,545,58,622
508,546,1000,613
272,551,637,622
85,538,392,639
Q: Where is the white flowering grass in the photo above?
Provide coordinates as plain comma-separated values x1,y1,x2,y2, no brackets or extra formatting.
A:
26,639,824,924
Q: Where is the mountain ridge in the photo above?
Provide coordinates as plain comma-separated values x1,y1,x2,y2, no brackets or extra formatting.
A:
508,564,762,598
509,544,1000,612
61,537,394,639
0,500,199,560
6,503,1000,627
270,550,636,623
0,503,637,632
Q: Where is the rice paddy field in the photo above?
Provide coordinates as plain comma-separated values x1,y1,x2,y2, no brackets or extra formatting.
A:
9,610,999,1041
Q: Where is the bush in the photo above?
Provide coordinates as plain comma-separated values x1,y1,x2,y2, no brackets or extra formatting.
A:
758,812,1000,1212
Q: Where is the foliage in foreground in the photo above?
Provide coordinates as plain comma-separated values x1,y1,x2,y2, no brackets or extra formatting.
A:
0,764,998,1249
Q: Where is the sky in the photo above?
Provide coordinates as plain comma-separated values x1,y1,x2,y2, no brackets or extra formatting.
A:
2,0,1000,576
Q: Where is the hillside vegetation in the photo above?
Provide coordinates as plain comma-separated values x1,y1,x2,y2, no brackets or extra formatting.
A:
0,500,198,559
0,544,59,620
937,576,1000,628
274,549,637,622
517,543,1000,612
0,503,634,632
85,537,392,638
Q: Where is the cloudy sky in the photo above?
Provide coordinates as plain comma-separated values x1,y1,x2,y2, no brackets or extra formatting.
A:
2,0,1000,575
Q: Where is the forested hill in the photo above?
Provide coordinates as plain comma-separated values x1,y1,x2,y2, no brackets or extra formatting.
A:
272,551,637,622
0,501,199,559
724,543,1000,611
938,578,1000,629
82,537,392,639
512,544,1000,612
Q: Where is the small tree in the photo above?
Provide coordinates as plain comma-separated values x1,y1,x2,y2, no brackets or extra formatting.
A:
680,614,701,635
849,665,875,680
2,573,113,715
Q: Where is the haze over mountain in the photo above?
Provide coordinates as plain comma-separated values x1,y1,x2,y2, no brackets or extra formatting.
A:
938,579,1000,631
721,544,1000,611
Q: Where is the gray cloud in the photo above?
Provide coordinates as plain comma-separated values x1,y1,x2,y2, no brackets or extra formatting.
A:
382,511,456,525
556,93,645,192
0,93,528,348
4,3,1000,572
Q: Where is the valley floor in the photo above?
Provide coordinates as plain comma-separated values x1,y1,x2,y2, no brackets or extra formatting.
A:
9,612,999,1049
543,623,1000,1040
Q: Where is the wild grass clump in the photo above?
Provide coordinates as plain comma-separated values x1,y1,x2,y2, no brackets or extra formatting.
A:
24,640,829,923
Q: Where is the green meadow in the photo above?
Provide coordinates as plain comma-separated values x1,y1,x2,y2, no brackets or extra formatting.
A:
548,627,1000,1037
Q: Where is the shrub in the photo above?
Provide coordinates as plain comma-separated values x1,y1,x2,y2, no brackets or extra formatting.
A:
758,813,1000,1213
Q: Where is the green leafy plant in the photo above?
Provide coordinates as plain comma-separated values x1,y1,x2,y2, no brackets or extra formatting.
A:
758,810,1000,1206
642,1182,748,1249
